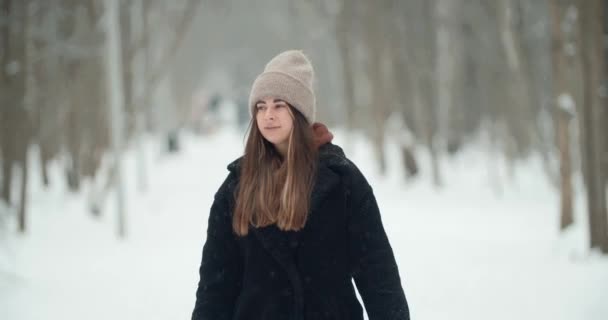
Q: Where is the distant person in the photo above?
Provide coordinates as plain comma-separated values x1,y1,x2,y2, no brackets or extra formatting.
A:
191,50,409,320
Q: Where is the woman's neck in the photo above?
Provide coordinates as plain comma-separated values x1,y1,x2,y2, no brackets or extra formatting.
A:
275,141,288,157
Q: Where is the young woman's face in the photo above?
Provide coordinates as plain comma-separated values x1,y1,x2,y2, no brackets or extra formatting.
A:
255,98,294,154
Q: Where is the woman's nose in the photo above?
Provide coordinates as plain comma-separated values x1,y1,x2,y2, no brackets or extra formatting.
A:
265,109,275,120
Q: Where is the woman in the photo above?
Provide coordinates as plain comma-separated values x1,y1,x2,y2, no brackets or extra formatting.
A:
191,50,409,320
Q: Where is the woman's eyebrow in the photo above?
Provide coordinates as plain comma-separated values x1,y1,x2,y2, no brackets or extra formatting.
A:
273,99,285,103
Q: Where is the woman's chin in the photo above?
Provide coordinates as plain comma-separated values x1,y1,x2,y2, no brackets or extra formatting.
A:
263,135,287,146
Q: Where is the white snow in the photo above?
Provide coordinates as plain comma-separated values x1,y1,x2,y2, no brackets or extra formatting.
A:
1,125,607,320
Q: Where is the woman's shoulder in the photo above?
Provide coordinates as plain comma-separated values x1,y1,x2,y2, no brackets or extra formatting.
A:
318,143,371,190
318,142,351,170
213,160,241,202
226,155,244,174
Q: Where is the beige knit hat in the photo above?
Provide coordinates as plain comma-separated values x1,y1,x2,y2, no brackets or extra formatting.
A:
248,50,316,124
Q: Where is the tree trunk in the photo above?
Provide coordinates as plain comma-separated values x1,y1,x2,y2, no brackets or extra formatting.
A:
1,158,12,205
39,144,49,187
387,4,420,181
335,0,356,133
557,110,574,229
579,0,608,252
435,0,454,152
1,0,28,210
104,0,128,238
18,159,27,232
488,119,504,195
131,0,148,192
427,1,442,187
550,0,574,230
602,0,608,249
498,0,534,158
362,1,388,175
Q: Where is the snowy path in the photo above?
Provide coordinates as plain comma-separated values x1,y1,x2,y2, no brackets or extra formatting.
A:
2,128,607,320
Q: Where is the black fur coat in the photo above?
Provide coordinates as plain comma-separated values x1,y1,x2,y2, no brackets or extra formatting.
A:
191,143,409,320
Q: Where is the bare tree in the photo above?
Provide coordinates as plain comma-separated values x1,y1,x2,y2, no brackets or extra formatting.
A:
335,0,357,133
550,0,575,230
1,0,32,232
402,0,442,186
578,0,608,252
104,0,127,238
361,0,391,175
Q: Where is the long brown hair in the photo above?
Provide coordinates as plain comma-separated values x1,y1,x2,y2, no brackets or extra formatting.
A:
233,105,317,236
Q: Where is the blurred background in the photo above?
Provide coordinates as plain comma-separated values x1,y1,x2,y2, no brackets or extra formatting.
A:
1,0,608,319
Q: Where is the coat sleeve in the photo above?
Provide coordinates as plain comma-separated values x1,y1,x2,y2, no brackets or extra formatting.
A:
347,167,410,320
191,174,243,320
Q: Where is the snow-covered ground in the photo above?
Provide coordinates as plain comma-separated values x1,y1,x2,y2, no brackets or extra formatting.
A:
1,126,607,320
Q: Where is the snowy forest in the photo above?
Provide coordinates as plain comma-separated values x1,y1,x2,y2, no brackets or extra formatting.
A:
1,0,608,319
